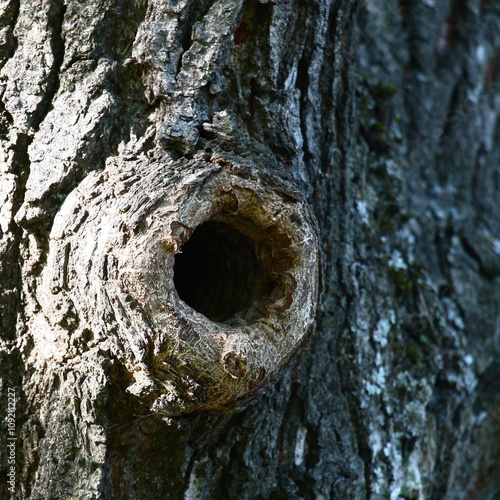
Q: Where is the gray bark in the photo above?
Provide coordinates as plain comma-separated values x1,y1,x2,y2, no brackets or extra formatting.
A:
1,0,500,499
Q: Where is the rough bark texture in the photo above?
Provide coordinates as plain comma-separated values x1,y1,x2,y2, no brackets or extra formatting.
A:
1,0,500,499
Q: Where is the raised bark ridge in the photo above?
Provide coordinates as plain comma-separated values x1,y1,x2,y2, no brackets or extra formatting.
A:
39,152,320,416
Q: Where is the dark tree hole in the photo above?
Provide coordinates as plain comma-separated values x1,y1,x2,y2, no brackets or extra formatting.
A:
173,219,274,324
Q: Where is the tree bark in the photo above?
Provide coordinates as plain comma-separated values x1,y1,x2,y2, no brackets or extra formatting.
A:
1,0,500,498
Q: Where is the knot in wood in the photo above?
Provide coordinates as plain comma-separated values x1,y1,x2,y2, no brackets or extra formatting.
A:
42,156,320,415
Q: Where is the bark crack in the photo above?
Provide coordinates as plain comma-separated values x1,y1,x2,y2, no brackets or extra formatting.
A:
460,235,500,280
175,0,216,76
0,0,19,71
34,0,66,132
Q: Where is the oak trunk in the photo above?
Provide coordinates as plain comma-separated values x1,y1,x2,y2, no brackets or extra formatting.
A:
1,0,500,499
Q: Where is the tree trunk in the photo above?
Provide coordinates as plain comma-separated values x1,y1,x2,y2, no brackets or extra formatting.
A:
1,0,500,498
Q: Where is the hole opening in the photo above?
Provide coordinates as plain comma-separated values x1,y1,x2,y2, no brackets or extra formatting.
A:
173,217,291,324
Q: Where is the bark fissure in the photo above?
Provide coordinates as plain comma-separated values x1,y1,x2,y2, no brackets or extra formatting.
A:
37,0,66,132
0,0,20,73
